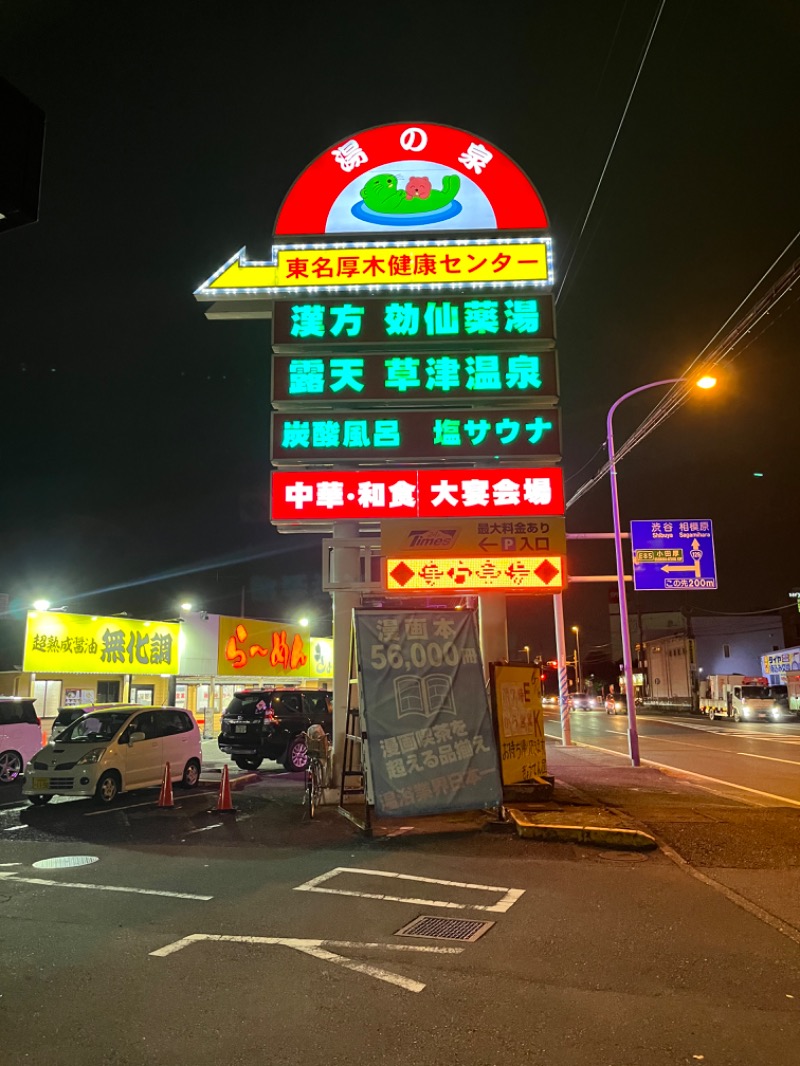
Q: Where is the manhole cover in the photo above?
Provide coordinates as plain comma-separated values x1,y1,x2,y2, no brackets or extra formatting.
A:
394,915,494,942
32,855,99,870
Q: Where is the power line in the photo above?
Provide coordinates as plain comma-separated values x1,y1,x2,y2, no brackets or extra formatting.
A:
566,236,800,508
556,0,667,307
689,603,796,617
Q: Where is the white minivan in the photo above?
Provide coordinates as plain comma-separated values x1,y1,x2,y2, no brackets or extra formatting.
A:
23,705,202,805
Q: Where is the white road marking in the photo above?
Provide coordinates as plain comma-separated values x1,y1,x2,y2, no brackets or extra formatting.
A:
149,933,464,993
186,823,223,834
83,801,160,816
0,872,212,900
735,751,800,766
81,792,215,817
545,737,800,808
4,825,26,832
294,867,524,913
0,862,23,866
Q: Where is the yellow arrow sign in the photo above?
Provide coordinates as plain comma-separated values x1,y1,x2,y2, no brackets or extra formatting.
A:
195,239,553,299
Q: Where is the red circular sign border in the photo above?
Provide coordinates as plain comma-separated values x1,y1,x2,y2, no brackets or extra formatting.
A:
274,121,549,237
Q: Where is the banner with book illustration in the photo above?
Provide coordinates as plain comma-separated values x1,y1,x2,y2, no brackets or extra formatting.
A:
353,608,502,817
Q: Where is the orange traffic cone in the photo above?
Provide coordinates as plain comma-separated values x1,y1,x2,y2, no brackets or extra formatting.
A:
214,763,235,813
158,762,174,808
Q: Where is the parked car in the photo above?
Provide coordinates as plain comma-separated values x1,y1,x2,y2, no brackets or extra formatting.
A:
0,697,43,785
22,705,202,805
49,703,116,741
218,688,332,771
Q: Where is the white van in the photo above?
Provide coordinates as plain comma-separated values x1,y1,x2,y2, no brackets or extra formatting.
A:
23,705,201,805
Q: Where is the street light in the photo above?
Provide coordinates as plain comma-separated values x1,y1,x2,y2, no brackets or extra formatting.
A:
608,374,716,766
523,644,530,663
32,599,50,611
571,626,582,692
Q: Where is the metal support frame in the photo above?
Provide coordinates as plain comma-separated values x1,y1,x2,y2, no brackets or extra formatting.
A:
322,537,382,593
337,621,372,835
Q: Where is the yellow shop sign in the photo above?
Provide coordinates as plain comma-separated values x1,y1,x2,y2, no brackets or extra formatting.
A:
217,616,312,678
23,611,180,676
490,663,547,785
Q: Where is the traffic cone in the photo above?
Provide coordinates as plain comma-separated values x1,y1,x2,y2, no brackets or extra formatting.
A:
158,762,174,808
214,764,235,813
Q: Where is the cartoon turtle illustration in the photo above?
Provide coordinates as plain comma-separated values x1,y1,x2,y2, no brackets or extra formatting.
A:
359,173,461,215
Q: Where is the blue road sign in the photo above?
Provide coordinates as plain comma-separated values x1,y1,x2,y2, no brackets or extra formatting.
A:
630,519,717,591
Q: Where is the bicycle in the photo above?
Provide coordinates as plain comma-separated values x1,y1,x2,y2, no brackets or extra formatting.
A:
303,724,330,819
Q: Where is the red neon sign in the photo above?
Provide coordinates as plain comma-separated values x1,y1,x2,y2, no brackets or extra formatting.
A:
271,467,564,523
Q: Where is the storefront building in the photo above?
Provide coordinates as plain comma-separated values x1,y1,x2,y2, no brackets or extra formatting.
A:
0,610,332,731
14,610,180,714
176,613,332,734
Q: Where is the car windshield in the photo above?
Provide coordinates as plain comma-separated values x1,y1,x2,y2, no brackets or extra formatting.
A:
56,711,132,743
742,686,769,700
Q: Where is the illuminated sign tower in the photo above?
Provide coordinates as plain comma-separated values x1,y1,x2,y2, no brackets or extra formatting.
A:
195,121,563,765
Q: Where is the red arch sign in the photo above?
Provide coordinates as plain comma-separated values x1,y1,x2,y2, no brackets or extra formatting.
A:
274,122,549,237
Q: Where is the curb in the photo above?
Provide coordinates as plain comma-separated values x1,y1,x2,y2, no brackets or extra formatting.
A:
507,809,657,850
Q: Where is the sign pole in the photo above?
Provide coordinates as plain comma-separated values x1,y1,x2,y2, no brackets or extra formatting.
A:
330,521,361,788
478,595,509,680
553,592,572,746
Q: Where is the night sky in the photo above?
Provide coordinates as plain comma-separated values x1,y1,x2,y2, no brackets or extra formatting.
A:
1,1,797,664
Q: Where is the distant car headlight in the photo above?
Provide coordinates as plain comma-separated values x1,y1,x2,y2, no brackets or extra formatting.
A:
76,748,104,766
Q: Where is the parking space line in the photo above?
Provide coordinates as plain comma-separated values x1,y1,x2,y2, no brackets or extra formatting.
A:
294,867,524,913
0,872,212,900
84,801,161,816
82,792,215,817
150,933,464,993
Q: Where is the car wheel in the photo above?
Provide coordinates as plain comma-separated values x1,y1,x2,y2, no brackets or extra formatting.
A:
0,750,23,785
733,709,741,723
179,759,201,789
94,771,120,805
30,794,52,805
708,707,716,722
234,757,263,771
284,735,309,772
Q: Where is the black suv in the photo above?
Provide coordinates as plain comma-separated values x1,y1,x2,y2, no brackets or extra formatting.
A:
218,689,332,771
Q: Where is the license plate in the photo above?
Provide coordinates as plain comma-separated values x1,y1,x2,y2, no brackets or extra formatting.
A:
33,777,49,789
236,724,248,733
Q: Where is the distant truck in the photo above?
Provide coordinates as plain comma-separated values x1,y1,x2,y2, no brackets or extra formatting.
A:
699,674,793,723
786,672,800,714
